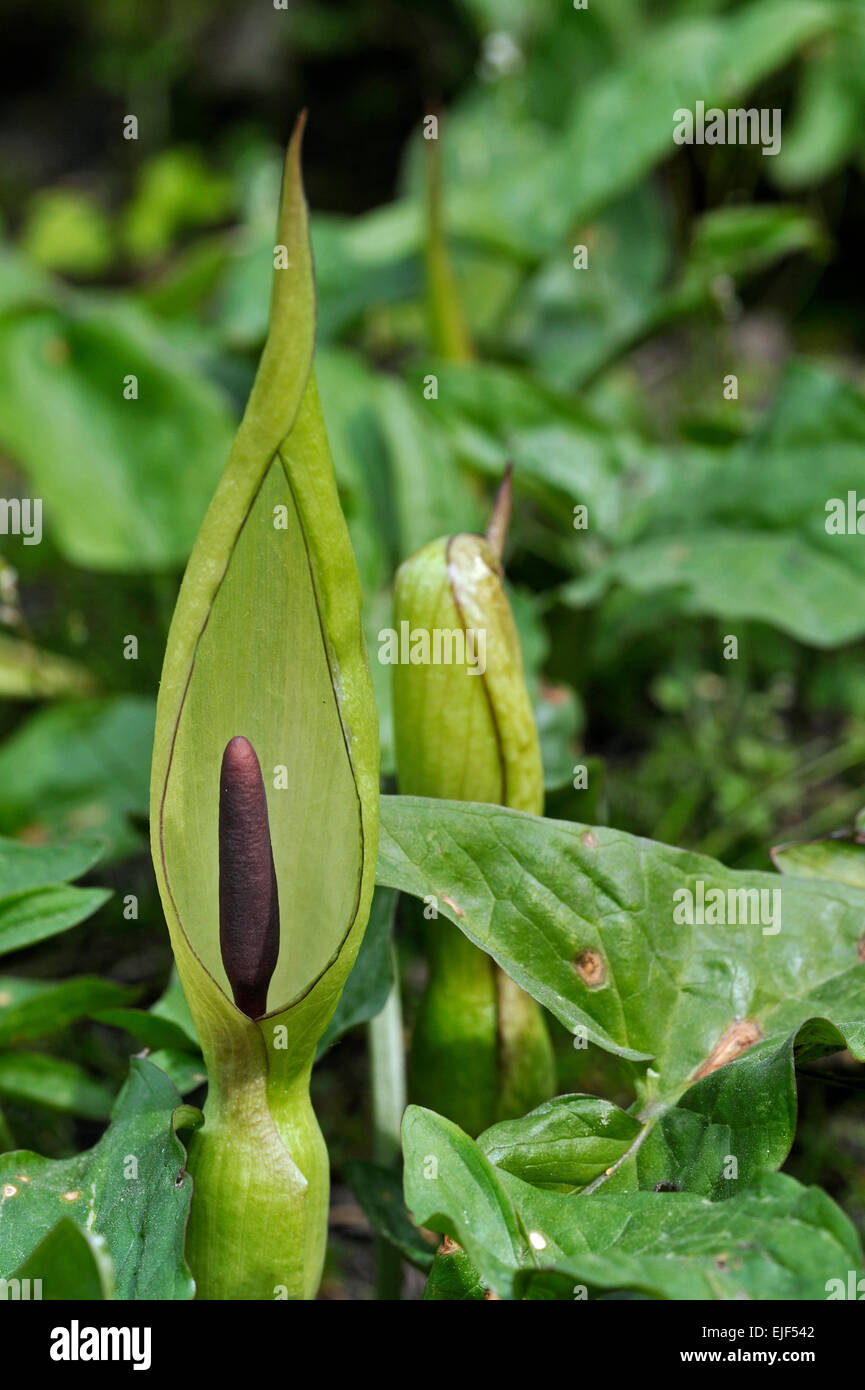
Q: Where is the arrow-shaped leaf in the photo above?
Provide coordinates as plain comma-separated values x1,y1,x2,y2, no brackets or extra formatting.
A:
404,1106,863,1301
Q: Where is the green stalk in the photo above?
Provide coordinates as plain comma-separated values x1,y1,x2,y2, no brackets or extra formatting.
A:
369,969,405,1171
368,953,405,1299
424,119,474,363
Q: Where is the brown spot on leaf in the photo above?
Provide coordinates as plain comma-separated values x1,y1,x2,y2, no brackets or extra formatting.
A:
440,1235,460,1256
19,823,48,845
581,831,599,848
858,933,865,963
573,948,606,988
484,1288,501,1301
692,1019,762,1082
441,894,464,918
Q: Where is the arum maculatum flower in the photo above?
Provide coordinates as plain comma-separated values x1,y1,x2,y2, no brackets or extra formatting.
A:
150,115,379,1300
393,469,556,1137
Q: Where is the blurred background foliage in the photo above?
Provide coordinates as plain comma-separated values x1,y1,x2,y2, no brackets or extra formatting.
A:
1,0,865,1294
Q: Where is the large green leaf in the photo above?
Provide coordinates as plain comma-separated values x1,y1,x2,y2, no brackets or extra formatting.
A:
0,1058,197,1300
772,836,865,889
0,836,104,897
9,1218,114,1300
472,1040,798,1202
600,530,862,647
0,1053,113,1119
0,297,234,570
477,1095,642,1191
555,0,835,243
508,197,825,390
433,0,839,260
378,796,865,1191
0,977,132,1045
563,360,865,647
0,836,108,957
0,887,110,958
773,22,865,189
0,698,153,858
404,1106,863,1301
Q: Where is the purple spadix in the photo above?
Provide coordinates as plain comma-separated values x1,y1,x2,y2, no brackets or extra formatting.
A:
218,735,280,1019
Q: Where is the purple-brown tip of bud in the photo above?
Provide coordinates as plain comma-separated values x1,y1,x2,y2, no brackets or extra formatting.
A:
486,462,513,563
218,736,280,1019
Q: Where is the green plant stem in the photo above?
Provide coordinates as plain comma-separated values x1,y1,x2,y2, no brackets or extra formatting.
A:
369,976,405,1166
368,950,405,1300
424,124,474,363
183,1003,329,1301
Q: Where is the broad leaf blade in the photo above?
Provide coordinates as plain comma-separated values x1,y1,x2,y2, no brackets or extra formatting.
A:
0,977,133,1045
0,886,110,958
378,796,865,1095
0,1058,196,1300
772,836,865,888
0,833,109,957
477,1095,642,1191
0,298,235,570
0,698,153,859
0,1053,113,1119
0,837,104,896
404,1106,863,1301
10,1218,114,1300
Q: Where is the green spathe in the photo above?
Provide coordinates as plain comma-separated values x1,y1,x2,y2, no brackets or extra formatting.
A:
393,529,542,812
393,496,554,1135
150,116,379,1300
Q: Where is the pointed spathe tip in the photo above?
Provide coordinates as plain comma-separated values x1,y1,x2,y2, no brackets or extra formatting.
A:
288,109,308,165
486,462,513,562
